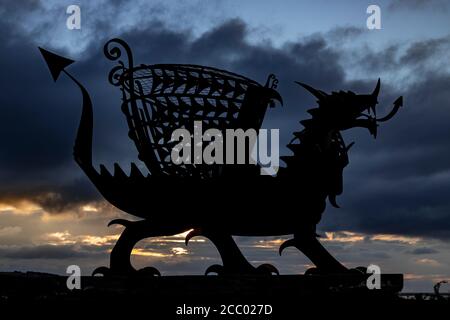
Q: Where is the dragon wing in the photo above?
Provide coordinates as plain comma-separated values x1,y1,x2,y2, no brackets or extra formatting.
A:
106,40,280,178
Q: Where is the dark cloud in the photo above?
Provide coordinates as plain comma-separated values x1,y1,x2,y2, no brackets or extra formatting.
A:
356,36,450,74
0,178,99,214
400,36,450,66
407,247,439,255
326,26,365,42
0,245,91,259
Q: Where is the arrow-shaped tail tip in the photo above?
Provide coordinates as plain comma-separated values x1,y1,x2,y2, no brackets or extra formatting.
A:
394,96,403,107
38,47,75,82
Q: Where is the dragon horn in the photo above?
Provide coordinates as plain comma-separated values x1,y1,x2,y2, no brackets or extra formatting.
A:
295,81,327,100
368,78,381,116
372,78,381,98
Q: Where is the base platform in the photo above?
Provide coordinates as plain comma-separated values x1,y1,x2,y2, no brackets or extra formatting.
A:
0,272,447,317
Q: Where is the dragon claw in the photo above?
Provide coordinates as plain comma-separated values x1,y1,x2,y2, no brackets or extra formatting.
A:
92,265,161,277
205,264,224,276
349,266,367,275
92,266,111,276
304,267,321,275
256,263,279,276
279,238,296,256
137,266,161,277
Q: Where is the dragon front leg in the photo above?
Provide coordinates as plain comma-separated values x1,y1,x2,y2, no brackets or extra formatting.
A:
186,229,279,276
93,219,186,277
279,227,348,274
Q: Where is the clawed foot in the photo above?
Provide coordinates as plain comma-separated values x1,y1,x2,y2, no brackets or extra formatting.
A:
350,266,367,275
92,266,112,277
279,236,349,274
186,229,279,276
92,218,163,277
137,266,162,276
256,263,279,275
92,265,161,277
205,264,224,275
278,238,300,256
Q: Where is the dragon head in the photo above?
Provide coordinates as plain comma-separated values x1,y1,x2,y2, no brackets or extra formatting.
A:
297,79,403,138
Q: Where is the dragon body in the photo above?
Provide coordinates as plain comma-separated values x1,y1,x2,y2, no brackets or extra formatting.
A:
40,39,403,276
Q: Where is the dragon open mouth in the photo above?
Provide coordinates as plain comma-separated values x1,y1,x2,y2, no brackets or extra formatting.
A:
359,96,403,123
355,96,403,138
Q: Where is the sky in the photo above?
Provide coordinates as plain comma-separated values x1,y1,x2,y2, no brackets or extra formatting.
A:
0,0,450,292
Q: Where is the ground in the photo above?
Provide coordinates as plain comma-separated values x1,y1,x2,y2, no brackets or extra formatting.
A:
0,272,447,318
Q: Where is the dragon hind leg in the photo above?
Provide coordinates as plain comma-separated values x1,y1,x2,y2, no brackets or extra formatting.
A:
186,229,279,276
279,228,348,274
93,219,187,276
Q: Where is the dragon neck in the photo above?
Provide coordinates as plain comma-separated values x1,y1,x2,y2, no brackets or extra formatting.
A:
290,111,349,158
280,109,350,200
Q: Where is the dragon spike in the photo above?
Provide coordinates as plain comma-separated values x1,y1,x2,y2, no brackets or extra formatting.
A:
38,47,75,82
268,88,283,107
113,163,127,179
345,142,355,152
307,108,320,117
99,164,112,178
279,238,296,256
108,219,132,227
130,162,144,178
293,131,303,139
372,78,381,98
370,78,381,116
286,143,301,154
329,194,340,208
185,228,202,246
295,81,327,100
280,156,293,166
300,119,313,127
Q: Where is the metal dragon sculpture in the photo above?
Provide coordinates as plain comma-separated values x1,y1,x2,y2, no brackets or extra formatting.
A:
39,38,403,277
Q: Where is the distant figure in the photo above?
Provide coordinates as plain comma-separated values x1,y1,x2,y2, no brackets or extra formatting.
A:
434,280,448,299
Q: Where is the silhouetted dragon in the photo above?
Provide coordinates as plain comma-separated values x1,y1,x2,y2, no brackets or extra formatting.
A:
40,38,403,276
